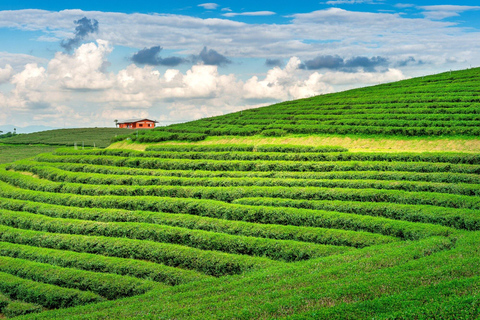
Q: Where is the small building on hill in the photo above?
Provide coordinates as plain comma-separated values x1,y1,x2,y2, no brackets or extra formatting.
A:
117,119,158,129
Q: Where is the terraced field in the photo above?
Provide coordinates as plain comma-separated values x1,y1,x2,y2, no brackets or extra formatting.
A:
0,144,479,318
130,67,480,142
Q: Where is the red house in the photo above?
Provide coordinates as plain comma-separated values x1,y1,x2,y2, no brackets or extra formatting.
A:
117,119,158,129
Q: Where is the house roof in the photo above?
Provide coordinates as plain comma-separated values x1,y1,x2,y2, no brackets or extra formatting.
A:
117,119,158,124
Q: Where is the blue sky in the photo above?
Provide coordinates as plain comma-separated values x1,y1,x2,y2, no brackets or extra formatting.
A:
1,1,480,129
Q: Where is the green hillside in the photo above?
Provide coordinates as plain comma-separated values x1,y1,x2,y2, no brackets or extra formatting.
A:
129,67,480,143
2,128,131,148
0,69,478,319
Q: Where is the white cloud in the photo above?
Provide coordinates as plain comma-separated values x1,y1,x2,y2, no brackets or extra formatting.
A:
419,5,480,20
243,57,333,100
1,42,407,127
47,40,114,90
0,52,48,71
1,7,479,127
222,11,276,17
394,3,415,9
198,3,219,10
0,8,479,66
0,64,13,84
325,0,384,4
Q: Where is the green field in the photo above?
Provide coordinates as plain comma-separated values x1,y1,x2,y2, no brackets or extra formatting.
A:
0,145,59,165
0,69,478,319
2,128,132,148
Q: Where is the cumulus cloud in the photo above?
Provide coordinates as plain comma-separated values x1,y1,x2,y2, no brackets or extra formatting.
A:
395,56,425,67
49,40,114,90
344,56,388,72
61,16,99,52
192,47,231,66
243,57,334,101
301,55,344,70
1,41,407,128
1,8,479,72
301,55,388,72
265,59,284,67
0,64,13,84
131,46,187,67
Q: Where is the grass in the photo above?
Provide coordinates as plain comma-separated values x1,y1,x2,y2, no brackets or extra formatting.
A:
0,145,58,164
0,144,477,319
110,134,480,153
1,128,132,148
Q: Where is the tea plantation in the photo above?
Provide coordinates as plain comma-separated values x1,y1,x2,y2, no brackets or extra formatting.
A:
0,69,478,319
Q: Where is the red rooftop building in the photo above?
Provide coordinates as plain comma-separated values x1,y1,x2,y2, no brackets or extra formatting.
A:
117,119,158,129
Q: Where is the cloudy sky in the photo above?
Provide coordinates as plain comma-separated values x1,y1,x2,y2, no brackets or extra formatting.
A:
1,0,479,129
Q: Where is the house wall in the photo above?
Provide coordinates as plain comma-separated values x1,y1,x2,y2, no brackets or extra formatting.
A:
118,121,156,129
135,121,155,129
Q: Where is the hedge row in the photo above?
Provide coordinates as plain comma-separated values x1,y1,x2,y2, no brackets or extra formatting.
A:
147,122,480,137
0,183,454,240
0,293,11,312
151,123,480,137
289,112,480,122
26,161,480,185
2,170,479,210
0,255,162,300
2,301,42,318
0,271,104,309
0,197,396,248
111,131,207,143
34,154,480,174
0,241,208,286
232,198,480,231
15,164,480,197
0,209,352,262
53,149,480,165
285,119,480,128
144,144,348,153
0,225,279,277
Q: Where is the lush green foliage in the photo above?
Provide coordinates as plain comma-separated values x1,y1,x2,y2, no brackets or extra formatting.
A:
1,128,131,148
2,301,42,318
1,142,479,318
0,132,17,140
0,144,58,164
1,68,480,318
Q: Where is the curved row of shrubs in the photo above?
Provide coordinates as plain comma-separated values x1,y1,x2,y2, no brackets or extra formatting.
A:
0,197,395,248
0,181,455,240
2,170,479,210
53,148,480,165
0,209,350,262
0,241,209,285
23,161,480,185
33,154,480,174
0,225,279,277
13,164,480,197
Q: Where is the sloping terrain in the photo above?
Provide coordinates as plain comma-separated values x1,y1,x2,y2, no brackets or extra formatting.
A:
0,145,478,318
131,67,480,143
0,68,478,319
2,128,131,148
